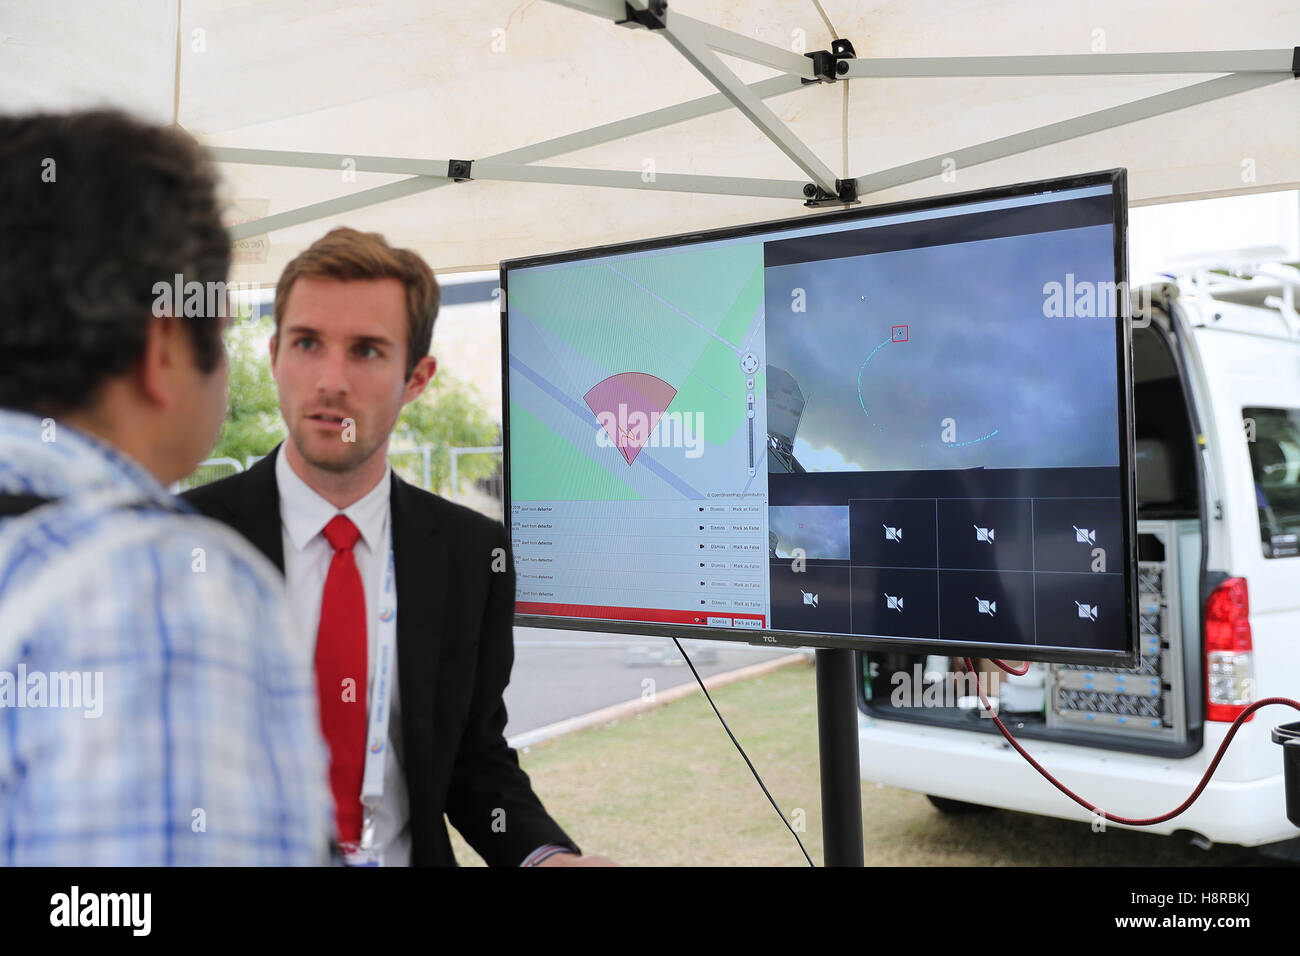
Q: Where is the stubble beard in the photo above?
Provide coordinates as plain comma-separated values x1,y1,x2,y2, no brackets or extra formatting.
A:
289,420,387,475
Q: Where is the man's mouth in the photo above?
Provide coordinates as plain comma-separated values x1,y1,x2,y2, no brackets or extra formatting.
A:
307,412,348,426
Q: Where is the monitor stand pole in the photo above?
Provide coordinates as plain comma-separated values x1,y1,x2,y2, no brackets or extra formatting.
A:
816,648,864,866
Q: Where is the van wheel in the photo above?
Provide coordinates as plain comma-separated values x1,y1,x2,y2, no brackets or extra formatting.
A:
926,795,993,815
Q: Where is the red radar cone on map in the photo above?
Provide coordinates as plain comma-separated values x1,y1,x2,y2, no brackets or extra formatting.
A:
585,372,677,465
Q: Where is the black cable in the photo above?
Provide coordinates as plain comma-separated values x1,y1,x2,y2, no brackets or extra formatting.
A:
671,637,815,867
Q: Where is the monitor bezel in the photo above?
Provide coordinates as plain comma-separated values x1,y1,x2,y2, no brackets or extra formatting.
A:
499,168,1137,668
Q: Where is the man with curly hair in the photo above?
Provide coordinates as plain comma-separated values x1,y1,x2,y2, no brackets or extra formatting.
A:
0,110,331,865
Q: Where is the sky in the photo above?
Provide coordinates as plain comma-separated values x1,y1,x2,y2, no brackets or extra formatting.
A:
764,226,1121,474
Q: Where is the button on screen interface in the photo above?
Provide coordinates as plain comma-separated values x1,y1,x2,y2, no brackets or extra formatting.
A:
504,171,1134,662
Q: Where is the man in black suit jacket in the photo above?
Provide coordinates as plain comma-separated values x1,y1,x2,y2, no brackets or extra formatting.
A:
186,444,575,866
187,227,608,866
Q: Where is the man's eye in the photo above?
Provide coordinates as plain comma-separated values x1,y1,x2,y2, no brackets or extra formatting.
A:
357,344,380,358
293,337,317,351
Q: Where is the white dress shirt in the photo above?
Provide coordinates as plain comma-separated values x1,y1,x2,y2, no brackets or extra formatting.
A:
276,449,412,866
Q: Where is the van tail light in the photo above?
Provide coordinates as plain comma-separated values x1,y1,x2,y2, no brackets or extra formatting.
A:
1205,577,1254,722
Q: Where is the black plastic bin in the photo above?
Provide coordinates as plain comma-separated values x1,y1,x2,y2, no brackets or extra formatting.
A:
1273,721,1300,828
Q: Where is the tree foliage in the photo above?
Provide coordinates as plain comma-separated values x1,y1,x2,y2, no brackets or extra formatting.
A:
210,315,285,467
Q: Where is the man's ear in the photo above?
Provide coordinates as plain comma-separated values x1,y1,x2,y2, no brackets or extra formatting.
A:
135,313,182,409
268,332,279,382
402,354,437,405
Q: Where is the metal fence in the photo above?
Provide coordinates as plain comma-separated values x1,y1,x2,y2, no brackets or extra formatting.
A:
386,445,457,496
173,457,244,493
449,445,503,505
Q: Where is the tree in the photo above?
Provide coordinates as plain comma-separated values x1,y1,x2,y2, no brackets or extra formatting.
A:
210,314,284,467
207,314,501,494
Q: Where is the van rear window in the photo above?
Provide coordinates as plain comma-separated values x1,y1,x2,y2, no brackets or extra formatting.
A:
1245,406,1300,558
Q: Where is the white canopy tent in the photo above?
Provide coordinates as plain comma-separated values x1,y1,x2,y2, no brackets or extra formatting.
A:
2,0,1297,283
5,0,1298,864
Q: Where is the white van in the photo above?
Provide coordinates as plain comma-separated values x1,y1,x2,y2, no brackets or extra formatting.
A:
857,264,1300,856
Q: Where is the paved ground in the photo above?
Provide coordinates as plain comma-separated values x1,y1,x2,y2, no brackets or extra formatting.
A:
502,626,801,737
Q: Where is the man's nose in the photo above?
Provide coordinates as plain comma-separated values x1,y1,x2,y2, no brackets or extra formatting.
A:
314,347,349,396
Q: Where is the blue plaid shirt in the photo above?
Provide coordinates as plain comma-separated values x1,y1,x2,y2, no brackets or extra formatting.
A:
0,410,332,865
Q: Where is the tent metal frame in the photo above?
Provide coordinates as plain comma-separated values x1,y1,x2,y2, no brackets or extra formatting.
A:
214,0,1297,868
223,0,1297,239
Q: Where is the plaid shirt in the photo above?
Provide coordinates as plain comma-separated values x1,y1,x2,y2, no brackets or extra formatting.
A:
0,410,332,865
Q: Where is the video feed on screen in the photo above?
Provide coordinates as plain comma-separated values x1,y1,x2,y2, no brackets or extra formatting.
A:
502,170,1135,665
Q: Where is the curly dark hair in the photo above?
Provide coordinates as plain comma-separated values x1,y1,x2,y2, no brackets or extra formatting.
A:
0,110,230,414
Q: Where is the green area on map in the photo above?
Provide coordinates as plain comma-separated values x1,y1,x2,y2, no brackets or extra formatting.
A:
508,241,764,501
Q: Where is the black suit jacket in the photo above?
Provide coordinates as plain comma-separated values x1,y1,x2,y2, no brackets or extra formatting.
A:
184,446,577,866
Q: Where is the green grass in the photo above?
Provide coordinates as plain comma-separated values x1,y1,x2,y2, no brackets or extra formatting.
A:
448,661,1271,866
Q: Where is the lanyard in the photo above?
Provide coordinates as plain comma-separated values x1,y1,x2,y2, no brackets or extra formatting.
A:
357,516,397,855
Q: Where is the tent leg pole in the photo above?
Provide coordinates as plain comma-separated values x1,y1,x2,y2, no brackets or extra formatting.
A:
816,647,863,867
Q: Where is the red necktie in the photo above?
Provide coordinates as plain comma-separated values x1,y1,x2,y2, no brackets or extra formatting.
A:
316,514,367,847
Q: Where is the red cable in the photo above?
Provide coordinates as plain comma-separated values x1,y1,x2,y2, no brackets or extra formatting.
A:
960,657,1300,826
990,658,1031,676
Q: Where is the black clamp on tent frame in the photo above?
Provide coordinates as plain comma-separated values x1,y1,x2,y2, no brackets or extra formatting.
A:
447,159,473,182
616,0,667,30
1293,46,1300,78
803,177,858,207
803,38,856,84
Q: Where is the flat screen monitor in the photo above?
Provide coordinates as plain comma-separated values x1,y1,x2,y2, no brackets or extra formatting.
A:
501,169,1137,666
